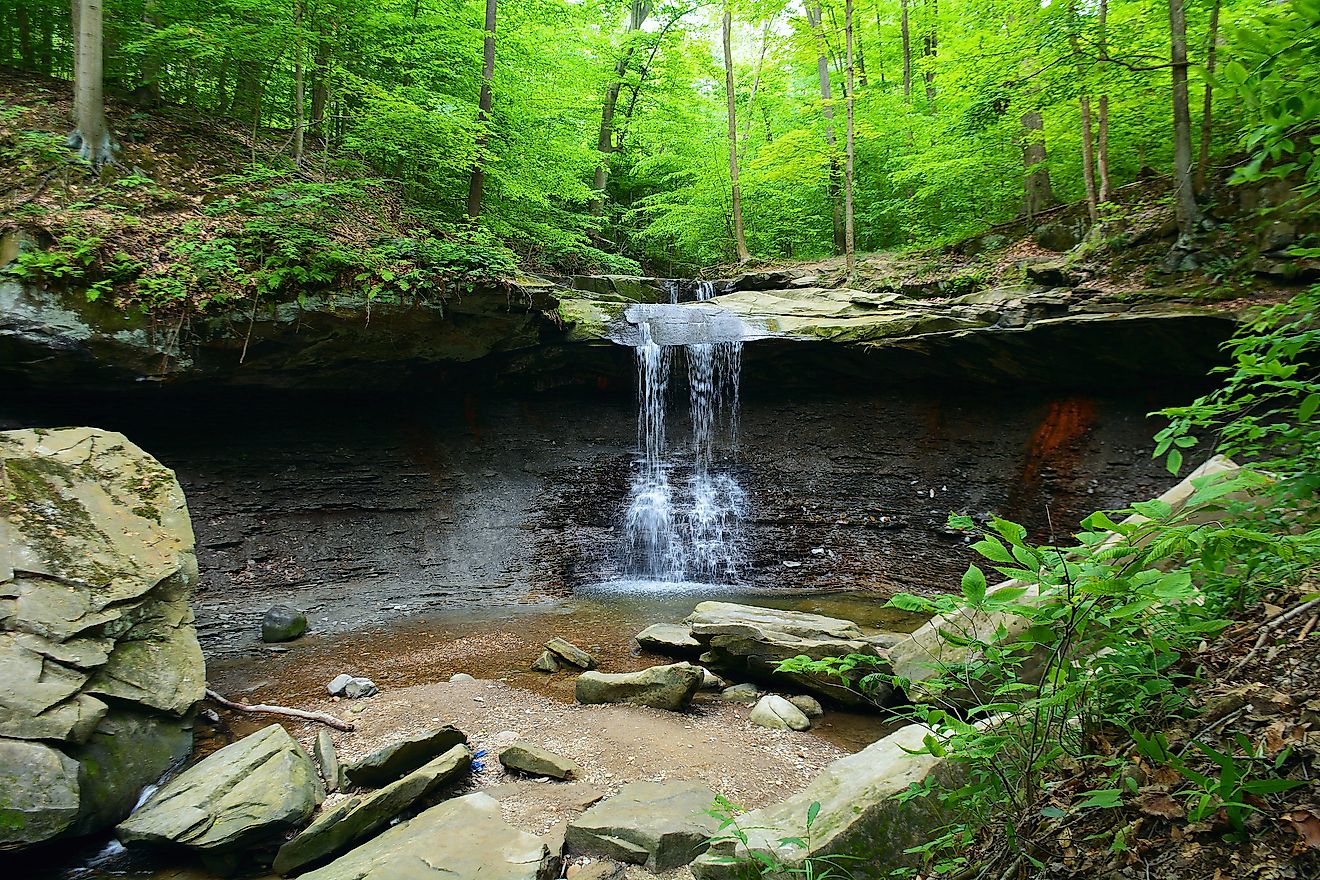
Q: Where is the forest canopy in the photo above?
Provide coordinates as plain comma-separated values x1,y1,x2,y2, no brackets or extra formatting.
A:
3,0,1318,276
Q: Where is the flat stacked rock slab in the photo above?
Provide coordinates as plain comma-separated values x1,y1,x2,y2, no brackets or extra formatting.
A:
299,792,557,880
344,725,468,787
634,624,701,655
565,780,719,872
274,744,472,875
575,663,704,712
0,427,204,849
691,724,958,880
117,723,324,868
684,602,894,708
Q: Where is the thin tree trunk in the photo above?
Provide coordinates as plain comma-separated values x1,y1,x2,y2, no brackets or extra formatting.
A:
1096,0,1112,201
1168,0,1202,237
590,0,650,216
310,23,330,142
466,0,497,221
1070,31,1098,221
900,0,911,100
141,0,161,102
844,0,856,272
38,3,52,74
1195,0,1221,193
68,0,111,165
17,4,33,69
293,0,305,164
855,27,868,88
1080,95,1098,221
808,3,844,255
922,0,937,104
722,6,750,262
215,49,231,113
740,16,773,156
1021,110,1056,219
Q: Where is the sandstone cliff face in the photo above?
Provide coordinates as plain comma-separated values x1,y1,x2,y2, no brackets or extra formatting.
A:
0,427,203,849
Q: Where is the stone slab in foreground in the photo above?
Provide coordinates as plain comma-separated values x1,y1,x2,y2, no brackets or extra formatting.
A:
691,723,956,880
299,792,557,880
565,780,719,872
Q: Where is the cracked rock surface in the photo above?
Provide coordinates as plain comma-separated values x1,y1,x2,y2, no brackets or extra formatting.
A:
0,427,202,849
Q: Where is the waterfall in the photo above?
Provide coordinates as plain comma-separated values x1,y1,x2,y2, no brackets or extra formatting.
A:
622,281,746,583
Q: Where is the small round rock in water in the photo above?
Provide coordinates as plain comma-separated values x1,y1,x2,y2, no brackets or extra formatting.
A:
720,683,760,703
261,604,307,642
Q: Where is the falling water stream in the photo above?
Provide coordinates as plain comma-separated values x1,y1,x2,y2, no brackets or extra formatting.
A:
622,283,748,582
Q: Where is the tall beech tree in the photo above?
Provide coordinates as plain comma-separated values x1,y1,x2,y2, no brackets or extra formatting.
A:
467,0,498,221
722,3,750,262
67,0,112,165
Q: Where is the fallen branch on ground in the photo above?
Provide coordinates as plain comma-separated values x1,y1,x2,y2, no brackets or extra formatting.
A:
205,687,354,731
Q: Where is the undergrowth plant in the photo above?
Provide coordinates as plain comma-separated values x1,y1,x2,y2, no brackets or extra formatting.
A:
778,284,1320,877
705,796,858,880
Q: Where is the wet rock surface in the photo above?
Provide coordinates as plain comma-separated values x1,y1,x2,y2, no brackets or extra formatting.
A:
1,383,1189,661
117,723,323,863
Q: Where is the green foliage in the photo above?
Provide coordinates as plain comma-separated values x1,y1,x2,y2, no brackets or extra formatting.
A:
1224,0,1320,198
775,286,1320,875
704,796,858,879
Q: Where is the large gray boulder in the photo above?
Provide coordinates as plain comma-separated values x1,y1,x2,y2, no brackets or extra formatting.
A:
273,744,472,875
0,428,203,849
691,724,958,880
683,602,892,708
117,724,323,865
344,725,468,788
565,780,719,872
298,792,557,880
575,663,704,712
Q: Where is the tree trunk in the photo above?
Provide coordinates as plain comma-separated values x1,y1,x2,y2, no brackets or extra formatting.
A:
68,0,112,165
1168,0,1202,236
590,0,650,216
69,0,80,120
722,6,750,262
17,4,33,69
1021,110,1056,219
466,0,497,221
141,0,161,103
1096,0,1112,201
855,27,868,88
900,0,911,100
293,0,305,164
1080,95,1098,221
740,17,772,156
844,0,856,272
310,23,330,142
215,49,231,113
38,3,52,74
922,0,937,104
1195,0,1221,193
807,4,844,255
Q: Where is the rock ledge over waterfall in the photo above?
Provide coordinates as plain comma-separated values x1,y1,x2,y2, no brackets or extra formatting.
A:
2,263,1238,389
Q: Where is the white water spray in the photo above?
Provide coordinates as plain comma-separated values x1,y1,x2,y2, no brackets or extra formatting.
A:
623,282,746,582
